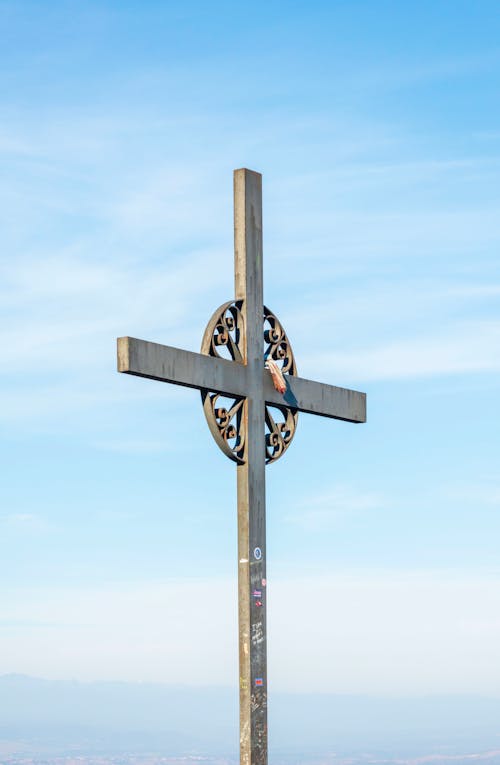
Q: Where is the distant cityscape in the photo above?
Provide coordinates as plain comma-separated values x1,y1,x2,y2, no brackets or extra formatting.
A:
0,758,233,765
2,676,500,765
3,751,500,765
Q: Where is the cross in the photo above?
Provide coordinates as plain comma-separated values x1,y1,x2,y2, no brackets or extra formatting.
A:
117,168,366,765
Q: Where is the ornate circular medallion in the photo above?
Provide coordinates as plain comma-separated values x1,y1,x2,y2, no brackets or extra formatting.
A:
200,301,298,465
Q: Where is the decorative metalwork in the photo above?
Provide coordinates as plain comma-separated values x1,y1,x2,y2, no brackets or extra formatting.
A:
263,306,298,464
200,301,246,464
202,391,246,464
263,307,297,376
201,300,244,364
264,402,297,464
200,301,298,464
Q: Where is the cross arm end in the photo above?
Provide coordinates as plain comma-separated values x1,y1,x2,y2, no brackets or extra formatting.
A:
264,372,366,423
117,336,132,373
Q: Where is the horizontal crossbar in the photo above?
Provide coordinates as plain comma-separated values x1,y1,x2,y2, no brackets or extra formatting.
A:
117,337,366,423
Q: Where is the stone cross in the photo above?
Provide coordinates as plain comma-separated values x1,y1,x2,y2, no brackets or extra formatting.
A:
117,168,366,765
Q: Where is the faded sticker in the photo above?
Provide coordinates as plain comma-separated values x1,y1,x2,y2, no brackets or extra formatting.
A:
262,578,267,586
255,600,262,607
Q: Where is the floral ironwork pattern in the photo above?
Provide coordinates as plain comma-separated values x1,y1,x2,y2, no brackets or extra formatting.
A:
263,307,297,376
262,306,298,463
200,301,298,464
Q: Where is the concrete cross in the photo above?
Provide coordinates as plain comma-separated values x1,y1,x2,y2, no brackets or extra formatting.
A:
117,168,366,765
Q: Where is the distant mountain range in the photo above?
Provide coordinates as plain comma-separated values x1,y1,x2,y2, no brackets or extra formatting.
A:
1,674,500,757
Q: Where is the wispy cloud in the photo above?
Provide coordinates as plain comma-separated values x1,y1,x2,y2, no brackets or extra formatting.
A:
346,50,500,91
0,246,224,376
301,320,500,383
93,438,173,454
443,483,500,507
0,377,188,425
287,280,500,345
287,486,384,530
1,513,49,533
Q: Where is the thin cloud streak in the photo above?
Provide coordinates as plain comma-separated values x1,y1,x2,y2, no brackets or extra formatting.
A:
287,486,384,531
93,439,175,455
302,320,500,383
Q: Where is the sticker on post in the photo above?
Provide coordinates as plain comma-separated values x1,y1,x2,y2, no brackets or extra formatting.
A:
252,589,262,598
255,677,264,687
253,547,262,560
251,622,264,645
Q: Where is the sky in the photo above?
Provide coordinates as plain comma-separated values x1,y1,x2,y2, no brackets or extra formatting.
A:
0,0,499,699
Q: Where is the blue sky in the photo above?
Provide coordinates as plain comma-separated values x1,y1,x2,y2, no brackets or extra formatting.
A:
0,0,499,696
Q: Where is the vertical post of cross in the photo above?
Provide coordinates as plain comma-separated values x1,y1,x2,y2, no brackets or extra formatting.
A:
234,169,267,765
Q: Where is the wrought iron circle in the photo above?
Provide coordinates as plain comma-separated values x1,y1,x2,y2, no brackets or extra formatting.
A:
200,301,298,465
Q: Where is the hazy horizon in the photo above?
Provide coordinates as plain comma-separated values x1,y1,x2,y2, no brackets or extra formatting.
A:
2,673,500,758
